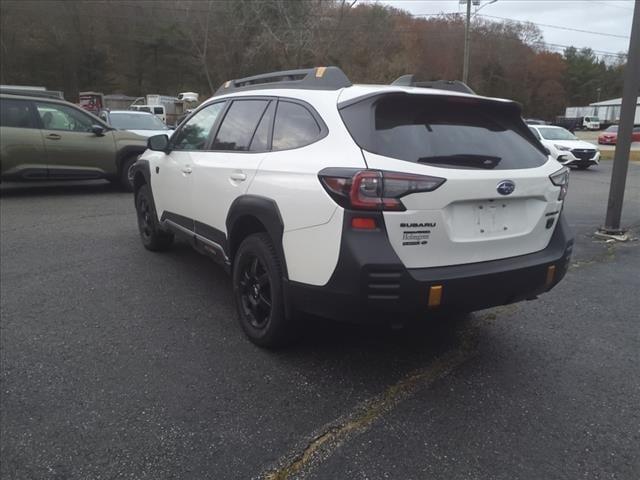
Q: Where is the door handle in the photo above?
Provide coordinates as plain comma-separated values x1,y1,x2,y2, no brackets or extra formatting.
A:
45,133,61,140
181,166,193,175
230,172,247,181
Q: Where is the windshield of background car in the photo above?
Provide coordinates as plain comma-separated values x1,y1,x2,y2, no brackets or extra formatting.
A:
339,93,547,170
110,113,168,130
538,127,577,141
605,126,618,132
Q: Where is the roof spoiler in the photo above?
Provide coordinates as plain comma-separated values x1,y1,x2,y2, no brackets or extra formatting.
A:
214,66,352,96
391,75,476,95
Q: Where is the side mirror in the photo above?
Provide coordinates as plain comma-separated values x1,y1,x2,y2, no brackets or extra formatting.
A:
91,125,106,136
148,134,170,152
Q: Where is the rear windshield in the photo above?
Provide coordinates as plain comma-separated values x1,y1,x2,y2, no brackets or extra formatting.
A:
340,94,547,170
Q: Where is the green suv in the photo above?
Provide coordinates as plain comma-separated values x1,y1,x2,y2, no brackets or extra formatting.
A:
0,90,148,190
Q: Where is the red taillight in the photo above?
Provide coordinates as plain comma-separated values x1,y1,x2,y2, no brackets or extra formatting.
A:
351,217,377,230
319,169,445,211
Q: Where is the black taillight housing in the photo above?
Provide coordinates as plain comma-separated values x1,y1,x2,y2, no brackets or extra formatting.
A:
318,168,446,211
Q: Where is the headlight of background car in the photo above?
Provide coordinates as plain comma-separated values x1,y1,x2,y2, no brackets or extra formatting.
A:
553,144,572,151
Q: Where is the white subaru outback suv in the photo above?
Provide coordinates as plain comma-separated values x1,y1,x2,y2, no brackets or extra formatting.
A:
131,67,573,347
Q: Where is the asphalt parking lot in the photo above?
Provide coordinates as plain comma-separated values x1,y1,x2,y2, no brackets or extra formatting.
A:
1,161,639,480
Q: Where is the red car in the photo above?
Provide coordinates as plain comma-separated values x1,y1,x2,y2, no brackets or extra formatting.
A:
598,125,640,145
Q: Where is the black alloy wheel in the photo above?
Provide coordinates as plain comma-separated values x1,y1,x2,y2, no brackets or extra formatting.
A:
238,255,272,329
232,233,294,348
135,184,173,251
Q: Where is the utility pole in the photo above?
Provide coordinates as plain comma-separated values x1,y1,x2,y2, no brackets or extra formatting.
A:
462,0,496,85
462,0,472,84
600,0,640,236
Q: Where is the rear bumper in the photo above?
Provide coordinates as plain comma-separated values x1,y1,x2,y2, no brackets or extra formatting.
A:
286,212,574,323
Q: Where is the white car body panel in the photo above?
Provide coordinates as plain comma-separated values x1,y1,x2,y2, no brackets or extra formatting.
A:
364,151,563,268
282,207,343,285
151,150,194,221
191,151,265,234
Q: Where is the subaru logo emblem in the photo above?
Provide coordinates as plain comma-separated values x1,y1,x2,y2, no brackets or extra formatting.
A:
497,180,515,196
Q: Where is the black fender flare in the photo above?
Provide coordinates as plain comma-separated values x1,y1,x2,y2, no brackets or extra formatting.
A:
226,195,288,278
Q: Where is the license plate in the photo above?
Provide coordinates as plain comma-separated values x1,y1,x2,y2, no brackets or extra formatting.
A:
475,200,509,234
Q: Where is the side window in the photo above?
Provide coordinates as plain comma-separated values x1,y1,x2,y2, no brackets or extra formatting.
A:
172,102,224,151
212,100,269,152
35,102,94,132
153,107,164,115
0,99,37,129
272,101,321,150
249,101,275,152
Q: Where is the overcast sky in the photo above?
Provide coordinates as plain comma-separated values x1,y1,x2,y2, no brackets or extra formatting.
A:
374,0,634,58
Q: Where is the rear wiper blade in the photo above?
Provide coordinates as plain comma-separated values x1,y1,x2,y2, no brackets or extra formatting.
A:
417,154,502,169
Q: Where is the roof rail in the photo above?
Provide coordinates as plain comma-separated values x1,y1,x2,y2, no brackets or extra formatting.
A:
215,66,352,96
0,87,65,99
391,75,476,95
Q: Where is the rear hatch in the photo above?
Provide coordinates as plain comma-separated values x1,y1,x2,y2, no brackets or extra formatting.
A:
339,91,565,268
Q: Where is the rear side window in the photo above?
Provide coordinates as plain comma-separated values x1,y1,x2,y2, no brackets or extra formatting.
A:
0,99,37,129
249,101,275,152
272,101,321,151
213,100,269,151
340,94,547,170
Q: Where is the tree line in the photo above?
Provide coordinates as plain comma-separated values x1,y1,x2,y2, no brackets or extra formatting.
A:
0,0,627,120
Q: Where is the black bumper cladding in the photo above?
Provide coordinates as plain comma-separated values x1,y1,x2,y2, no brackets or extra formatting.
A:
286,211,574,323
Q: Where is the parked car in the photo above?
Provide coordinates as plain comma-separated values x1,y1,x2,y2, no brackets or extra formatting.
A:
0,90,147,190
99,110,172,138
131,66,573,347
598,125,640,145
529,125,600,170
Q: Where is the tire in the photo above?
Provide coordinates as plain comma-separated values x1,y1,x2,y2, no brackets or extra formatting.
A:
135,184,174,251
119,155,138,192
232,233,294,348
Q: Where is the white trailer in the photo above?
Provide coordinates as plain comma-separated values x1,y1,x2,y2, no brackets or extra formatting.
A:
589,97,640,125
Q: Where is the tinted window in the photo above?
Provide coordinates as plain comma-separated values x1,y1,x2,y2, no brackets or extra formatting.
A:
173,102,224,150
213,100,269,151
0,99,36,128
249,101,275,152
340,94,547,170
272,101,320,150
36,102,94,132
153,107,164,115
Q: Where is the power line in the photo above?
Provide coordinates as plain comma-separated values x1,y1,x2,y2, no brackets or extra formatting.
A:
411,11,630,40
